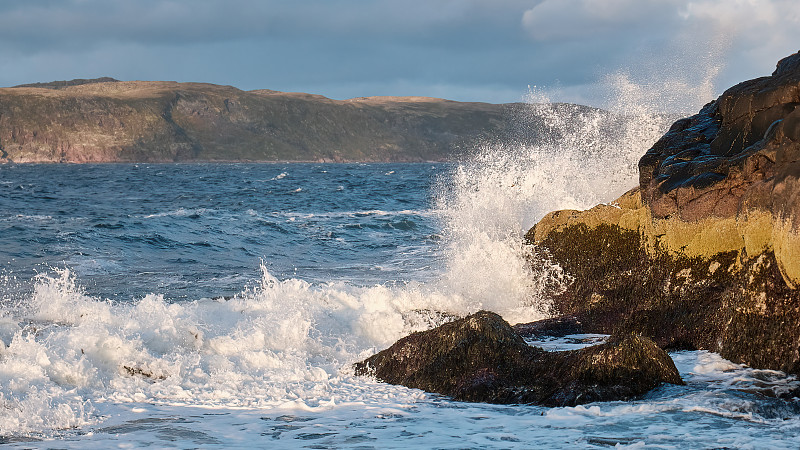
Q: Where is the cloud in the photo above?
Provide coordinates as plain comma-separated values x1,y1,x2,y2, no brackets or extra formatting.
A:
0,0,537,48
522,0,800,75
0,0,798,107
519,0,800,109
0,0,545,103
523,0,679,41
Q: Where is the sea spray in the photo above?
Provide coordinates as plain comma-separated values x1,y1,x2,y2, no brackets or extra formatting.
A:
433,80,683,325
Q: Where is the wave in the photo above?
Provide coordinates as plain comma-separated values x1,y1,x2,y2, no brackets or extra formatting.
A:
142,208,212,219
248,209,435,220
0,59,730,439
4,266,800,441
0,263,536,435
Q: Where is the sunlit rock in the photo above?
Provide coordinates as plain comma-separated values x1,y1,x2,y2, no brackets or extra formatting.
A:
526,51,800,375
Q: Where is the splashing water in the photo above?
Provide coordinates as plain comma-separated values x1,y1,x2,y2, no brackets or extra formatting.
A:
432,73,695,325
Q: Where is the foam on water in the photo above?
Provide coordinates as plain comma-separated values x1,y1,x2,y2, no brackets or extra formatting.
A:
2,260,534,437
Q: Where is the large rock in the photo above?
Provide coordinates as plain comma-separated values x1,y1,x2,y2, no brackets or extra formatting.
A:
526,51,800,374
639,51,800,286
354,311,683,406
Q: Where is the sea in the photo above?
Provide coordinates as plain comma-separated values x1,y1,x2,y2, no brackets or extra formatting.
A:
2,99,800,448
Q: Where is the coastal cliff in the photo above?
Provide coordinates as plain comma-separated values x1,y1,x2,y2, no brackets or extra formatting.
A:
0,78,520,163
527,51,800,376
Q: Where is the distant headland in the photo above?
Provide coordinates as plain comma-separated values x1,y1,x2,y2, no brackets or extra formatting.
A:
0,77,543,163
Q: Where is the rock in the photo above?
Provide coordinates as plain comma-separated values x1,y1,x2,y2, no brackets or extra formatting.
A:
354,311,683,406
526,51,800,374
638,50,800,285
512,315,584,337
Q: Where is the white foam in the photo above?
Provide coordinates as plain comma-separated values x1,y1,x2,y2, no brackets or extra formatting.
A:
142,208,210,219
1,263,532,435
12,260,799,443
262,209,434,220
525,334,609,351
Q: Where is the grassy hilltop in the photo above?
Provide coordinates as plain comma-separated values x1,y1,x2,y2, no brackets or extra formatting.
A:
0,78,522,163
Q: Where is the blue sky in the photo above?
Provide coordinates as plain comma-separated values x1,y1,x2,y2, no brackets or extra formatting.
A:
1,0,798,109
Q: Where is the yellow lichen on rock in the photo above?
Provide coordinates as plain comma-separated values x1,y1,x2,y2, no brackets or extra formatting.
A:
531,187,800,290
773,218,800,289
738,210,774,258
529,189,646,243
643,214,742,257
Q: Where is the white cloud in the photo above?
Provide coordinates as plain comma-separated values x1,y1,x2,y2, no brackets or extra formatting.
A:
522,0,682,41
520,0,800,109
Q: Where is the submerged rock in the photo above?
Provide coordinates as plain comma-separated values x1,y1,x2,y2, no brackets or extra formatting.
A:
354,311,682,406
526,51,800,375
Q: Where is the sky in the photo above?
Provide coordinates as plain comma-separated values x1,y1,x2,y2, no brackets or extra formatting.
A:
0,0,799,110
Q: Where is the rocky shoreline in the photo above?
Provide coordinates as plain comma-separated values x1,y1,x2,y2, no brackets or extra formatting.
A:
356,51,800,404
527,51,800,376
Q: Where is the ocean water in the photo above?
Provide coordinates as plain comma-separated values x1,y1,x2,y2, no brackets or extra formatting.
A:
1,102,800,448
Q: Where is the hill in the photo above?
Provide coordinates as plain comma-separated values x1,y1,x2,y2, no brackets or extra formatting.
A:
0,78,527,163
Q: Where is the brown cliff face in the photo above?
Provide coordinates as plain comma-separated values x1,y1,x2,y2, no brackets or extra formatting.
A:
0,79,516,163
526,51,800,376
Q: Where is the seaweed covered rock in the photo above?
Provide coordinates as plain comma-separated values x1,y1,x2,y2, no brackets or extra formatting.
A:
354,311,682,406
528,220,800,373
526,51,800,375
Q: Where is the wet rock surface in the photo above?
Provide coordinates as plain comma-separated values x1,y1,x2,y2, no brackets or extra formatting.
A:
354,311,683,406
639,51,800,221
531,222,800,374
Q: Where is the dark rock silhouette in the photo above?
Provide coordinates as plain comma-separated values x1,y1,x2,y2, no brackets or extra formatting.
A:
354,311,683,406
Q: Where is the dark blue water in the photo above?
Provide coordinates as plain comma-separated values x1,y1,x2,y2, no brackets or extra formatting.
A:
0,163,444,301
